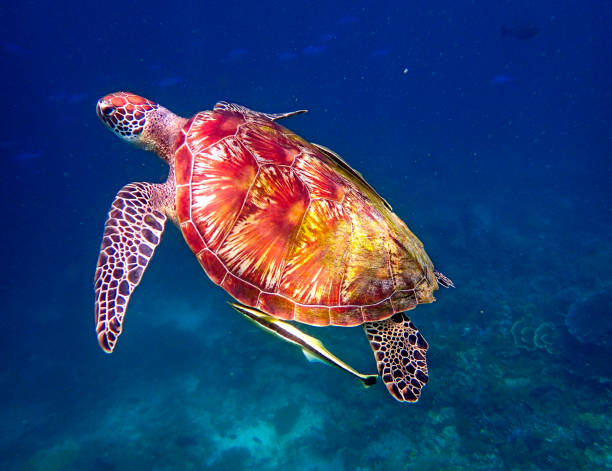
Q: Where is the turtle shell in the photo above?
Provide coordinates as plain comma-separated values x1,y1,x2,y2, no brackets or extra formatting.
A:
174,102,438,326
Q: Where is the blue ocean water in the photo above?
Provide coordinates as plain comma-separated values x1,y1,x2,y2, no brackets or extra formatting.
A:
1,1,610,469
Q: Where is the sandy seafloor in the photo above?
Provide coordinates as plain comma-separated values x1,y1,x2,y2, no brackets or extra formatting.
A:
1,1,611,470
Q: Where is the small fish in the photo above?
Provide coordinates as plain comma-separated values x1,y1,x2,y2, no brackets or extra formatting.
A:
230,303,377,387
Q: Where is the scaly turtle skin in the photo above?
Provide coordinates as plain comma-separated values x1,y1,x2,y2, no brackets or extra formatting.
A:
94,92,453,402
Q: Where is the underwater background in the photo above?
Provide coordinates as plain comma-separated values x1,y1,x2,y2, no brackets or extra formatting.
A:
1,0,610,470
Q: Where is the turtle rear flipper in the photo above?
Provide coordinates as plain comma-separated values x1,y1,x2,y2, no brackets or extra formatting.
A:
364,313,429,402
94,182,169,353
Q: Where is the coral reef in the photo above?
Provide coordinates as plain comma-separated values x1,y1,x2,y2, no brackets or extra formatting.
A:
511,318,560,354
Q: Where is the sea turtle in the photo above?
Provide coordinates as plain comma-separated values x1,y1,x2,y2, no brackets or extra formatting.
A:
94,92,453,402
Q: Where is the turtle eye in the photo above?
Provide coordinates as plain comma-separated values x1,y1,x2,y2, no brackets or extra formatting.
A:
98,103,114,117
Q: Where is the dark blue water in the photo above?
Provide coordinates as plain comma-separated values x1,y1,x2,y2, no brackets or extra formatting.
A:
2,1,610,469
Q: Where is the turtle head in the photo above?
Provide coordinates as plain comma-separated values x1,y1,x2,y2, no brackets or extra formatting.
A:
97,92,186,163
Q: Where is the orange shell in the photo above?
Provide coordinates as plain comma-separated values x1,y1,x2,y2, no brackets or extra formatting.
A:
174,105,438,326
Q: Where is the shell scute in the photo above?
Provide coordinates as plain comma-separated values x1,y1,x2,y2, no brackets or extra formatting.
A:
196,249,227,285
294,305,331,326
330,306,364,326
180,221,205,254
187,110,242,155
363,299,395,322
280,198,350,305
258,293,295,320
340,192,395,305
391,290,418,312
239,121,302,166
221,272,260,306
191,137,258,251
175,185,191,223
293,150,349,201
216,164,309,292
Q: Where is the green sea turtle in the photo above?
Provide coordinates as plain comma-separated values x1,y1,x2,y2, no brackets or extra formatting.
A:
94,91,453,402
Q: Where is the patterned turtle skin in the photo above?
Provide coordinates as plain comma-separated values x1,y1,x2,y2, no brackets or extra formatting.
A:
174,102,439,327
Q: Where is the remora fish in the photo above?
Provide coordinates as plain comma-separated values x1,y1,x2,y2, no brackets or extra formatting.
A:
230,303,377,387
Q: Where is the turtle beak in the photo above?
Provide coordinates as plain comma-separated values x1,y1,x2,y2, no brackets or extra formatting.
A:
96,100,114,119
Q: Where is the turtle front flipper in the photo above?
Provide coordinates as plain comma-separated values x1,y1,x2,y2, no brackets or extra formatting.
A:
94,182,168,353
364,313,429,402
